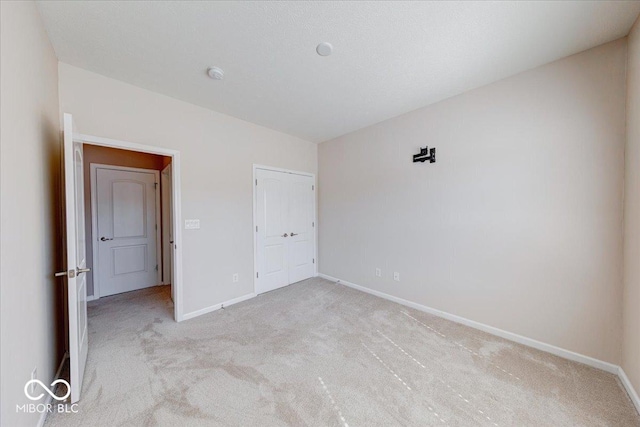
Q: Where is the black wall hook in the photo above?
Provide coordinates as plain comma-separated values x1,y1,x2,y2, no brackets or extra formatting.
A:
413,146,436,163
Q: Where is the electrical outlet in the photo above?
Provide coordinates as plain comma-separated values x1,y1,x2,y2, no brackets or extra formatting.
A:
393,272,400,281
232,273,239,283
30,368,37,394
375,268,382,277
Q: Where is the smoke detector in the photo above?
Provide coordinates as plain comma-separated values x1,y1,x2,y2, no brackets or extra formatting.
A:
316,42,333,56
207,67,224,80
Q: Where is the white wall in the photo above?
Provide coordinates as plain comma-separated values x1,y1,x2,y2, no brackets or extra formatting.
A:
0,2,64,426
319,39,627,364
623,16,640,396
58,63,317,316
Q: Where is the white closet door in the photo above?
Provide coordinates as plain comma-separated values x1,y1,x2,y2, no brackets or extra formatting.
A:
287,174,315,284
256,169,315,294
256,169,290,294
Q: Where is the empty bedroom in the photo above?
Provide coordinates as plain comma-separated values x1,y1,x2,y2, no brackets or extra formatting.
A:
1,1,640,426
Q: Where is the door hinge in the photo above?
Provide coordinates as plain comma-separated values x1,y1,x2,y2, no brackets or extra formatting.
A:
155,264,158,271
256,226,258,232
155,182,158,189
256,179,258,186
256,272,259,278
313,258,315,264
312,185,314,191
155,224,158,230
312,221,315,227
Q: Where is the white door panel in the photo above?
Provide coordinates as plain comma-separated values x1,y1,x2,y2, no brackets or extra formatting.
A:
112,245,147,274
96,168,158,297
256,170,289,293
288,174,315,284
263,178,287,237
256,169,315,294
112,180,146,237
62,113,88,403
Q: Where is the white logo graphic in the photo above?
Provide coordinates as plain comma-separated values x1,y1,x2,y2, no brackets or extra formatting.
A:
24,379,71,401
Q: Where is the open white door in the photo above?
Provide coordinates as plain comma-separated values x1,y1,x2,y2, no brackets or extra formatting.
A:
58,113,89,403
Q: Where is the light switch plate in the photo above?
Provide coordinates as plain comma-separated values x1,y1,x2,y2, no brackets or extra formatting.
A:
393,272,400,281
185,219,200,229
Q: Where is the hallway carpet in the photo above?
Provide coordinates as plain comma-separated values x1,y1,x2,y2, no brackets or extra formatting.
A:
46,278,639,426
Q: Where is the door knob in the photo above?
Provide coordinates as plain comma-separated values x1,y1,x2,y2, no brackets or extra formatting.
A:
77,267,91,275
290,232,298,236
282,233,288,238
55,269,75,278
100,237,113,241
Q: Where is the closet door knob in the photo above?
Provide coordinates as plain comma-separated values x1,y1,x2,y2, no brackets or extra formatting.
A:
281,233,288,238
100,236,113,241
290,233,298,236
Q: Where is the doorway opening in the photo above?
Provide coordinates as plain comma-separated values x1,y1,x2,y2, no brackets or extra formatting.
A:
61,114,184,404
74,133,184,323
85,146,172,301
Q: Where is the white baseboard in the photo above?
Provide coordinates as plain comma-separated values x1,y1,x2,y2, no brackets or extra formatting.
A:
619,367,640,415
182,292,256,321
317,273,619,374
38,352,69,427
318,273,640,412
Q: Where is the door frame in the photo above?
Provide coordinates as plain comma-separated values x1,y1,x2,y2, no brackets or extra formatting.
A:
161,163,173,288
252,164,317,295
90,164,162,300
74,132,185,322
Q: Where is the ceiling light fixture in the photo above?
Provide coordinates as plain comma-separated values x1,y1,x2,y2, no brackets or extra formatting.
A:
207,67,224,80
316,42,333,56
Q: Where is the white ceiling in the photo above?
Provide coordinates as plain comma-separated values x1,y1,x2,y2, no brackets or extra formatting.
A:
37,1,640,143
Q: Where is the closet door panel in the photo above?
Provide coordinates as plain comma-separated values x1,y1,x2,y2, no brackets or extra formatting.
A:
256,169,290,294
288,174,315,284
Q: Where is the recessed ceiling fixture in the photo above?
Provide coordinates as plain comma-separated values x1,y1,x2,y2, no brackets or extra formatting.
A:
316,42,333,56
207,66,224,80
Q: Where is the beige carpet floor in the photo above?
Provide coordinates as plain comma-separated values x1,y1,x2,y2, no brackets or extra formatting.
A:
46,277,639,426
